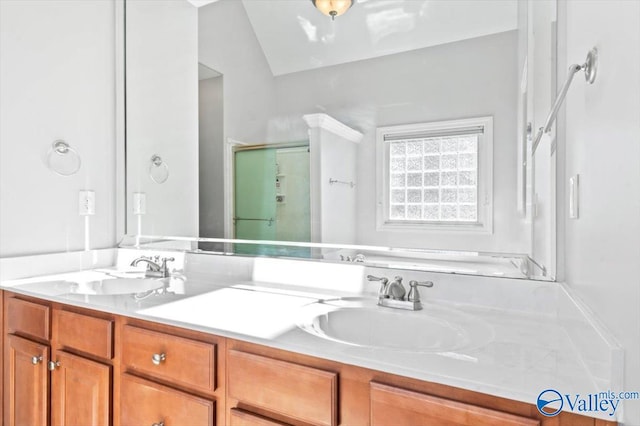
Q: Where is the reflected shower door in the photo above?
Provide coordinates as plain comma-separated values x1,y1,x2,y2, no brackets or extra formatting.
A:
234,148,277,245
234,145,311,256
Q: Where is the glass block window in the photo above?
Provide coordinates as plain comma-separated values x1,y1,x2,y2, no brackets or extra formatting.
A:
388,135,478,222
376,117,493,232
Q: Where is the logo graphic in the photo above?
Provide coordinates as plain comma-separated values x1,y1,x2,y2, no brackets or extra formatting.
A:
537,389,564,417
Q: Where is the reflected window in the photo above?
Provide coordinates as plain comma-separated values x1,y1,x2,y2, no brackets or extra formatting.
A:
376,117,493,233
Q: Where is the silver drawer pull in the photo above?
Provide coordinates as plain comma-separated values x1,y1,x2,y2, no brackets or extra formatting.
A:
31,356,43,365
151,353,166,365
152,421,164,426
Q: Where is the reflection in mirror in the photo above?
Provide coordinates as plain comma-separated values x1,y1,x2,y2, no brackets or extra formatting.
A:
125,0,557,280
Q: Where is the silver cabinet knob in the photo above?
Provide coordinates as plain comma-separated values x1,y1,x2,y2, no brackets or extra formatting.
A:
151,353,166,365
152,421,165,426
31,356,43,365
48,360,61,371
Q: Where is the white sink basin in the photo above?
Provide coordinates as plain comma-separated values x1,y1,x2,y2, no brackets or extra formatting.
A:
68,278,166,295
296,297,493,353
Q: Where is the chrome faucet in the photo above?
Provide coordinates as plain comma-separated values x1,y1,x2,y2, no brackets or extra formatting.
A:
383,276,406,300
366,275,433,311
130,256,175,278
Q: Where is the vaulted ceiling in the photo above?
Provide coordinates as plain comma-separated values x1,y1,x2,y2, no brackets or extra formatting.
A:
196,0,519,76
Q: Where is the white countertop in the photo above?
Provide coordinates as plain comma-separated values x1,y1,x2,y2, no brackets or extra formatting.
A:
0,263,621,421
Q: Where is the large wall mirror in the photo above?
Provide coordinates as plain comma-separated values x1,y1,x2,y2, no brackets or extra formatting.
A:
124,0,558,280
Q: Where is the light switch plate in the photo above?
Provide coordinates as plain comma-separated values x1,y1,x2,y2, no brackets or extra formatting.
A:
569,175,579,219
133,192,146,215
79,190,95,216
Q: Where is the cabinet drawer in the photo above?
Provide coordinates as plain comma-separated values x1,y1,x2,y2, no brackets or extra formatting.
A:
230,409,290,426
6,297,50,341
370,382,540,426
55,310,113,359
228,350,337,426
122,325,216,392
120,374,215,426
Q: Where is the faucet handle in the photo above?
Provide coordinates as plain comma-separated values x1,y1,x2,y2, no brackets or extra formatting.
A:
407,280,434,303
160,257,175,273
366,275,389,297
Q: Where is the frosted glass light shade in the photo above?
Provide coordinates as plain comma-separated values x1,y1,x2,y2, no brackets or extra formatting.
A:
311,0,353,19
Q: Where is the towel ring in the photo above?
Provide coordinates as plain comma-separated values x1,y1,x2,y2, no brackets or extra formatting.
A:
47,140,81,176
149,154,169,184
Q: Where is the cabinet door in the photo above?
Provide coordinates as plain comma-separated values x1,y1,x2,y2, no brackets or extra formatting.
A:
4,334,49,426
51,350,110,426
120,373,215,426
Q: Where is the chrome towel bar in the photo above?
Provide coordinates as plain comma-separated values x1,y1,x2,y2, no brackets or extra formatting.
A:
532,47,598,154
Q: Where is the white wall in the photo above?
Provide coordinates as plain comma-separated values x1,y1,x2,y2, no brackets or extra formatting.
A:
305,117,360,245
560,1,640,424
126,0,199,237
0,0,116,256
198,0,277,144
198,0,277,240
199,76,224,238
273,31,528,253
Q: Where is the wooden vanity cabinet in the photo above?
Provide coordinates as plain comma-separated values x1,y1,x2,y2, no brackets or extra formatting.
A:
4,295,51,426
226,339,616,426
3,292,114,426
2,292,617,426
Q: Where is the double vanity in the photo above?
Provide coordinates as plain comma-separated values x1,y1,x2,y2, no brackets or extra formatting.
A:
0,248,620,425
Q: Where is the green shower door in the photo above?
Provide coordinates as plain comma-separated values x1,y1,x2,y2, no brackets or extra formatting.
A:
234,145,311,256
234,149,277,247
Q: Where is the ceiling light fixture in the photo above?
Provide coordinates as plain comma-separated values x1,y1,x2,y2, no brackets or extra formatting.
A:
311,0,353,20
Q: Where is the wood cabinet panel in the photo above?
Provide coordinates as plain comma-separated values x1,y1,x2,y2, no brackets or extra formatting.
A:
370,382,541,426
120,373,215,426
6,297,50,341
230,408,290,426
122,324,216,392
4,334,49,426
51,350,110,426
1,290,3,424
55,310,113,359
228,349,337,426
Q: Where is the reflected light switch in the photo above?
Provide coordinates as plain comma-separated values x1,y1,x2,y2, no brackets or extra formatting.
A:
133,192,146,215
79,190,95,216
569,175,579,219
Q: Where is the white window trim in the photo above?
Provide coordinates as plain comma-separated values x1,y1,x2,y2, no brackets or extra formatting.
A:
375,116,494,234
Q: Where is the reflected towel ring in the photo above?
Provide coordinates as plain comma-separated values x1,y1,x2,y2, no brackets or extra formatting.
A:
47,140,81,176
149,154,169,184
